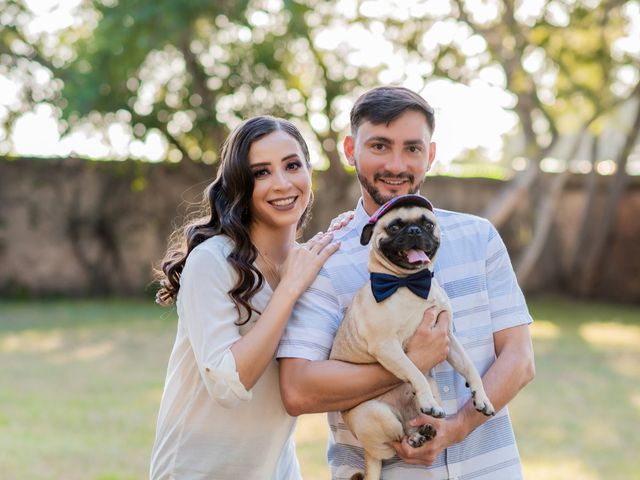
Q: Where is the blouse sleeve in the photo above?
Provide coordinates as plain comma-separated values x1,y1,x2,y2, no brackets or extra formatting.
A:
177,244,252,408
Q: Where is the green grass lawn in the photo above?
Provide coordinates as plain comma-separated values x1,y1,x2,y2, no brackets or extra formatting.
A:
0,296,638,480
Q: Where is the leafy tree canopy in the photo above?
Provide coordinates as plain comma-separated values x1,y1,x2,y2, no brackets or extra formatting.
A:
1,0,638,171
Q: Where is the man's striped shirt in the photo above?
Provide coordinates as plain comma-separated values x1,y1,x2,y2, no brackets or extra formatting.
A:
277,199,532,480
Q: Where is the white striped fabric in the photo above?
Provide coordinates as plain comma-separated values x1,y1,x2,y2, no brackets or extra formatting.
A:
278,199,532,480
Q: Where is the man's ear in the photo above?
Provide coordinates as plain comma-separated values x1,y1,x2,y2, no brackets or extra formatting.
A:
343,135,356,167
427,142,436,171
360,224,374,245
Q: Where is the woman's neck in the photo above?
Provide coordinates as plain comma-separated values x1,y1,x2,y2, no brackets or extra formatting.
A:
249,223,297,265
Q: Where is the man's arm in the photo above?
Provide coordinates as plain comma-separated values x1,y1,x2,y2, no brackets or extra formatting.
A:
279,358,403,416
279,308,451,416
392,323,535,464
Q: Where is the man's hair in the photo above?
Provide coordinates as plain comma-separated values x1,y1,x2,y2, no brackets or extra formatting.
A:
350,86,435,136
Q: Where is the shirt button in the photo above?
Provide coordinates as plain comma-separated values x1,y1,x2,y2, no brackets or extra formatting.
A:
443,385,450,393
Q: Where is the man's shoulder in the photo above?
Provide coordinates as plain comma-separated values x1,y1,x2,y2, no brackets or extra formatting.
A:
435,208,494,238
330,216,364,243
323,220,368,268
298,221,369,303
435,208,491,226
317,238,368,293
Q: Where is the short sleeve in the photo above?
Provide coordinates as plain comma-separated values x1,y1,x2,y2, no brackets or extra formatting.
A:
277,267,342,361
178,244,252,408
485,223,533,332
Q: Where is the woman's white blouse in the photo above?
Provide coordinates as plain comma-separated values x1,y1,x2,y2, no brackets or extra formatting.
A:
149,235,301,480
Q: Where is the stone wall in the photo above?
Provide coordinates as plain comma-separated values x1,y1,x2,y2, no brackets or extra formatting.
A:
1,157,638,302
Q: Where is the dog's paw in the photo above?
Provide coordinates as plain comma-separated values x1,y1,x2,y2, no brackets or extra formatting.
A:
407,423,437,448
420,404,446,418
407,433,426,448
418,423,437,441
471,390,495,417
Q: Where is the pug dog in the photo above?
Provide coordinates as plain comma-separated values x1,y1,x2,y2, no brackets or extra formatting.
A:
329,194,495,480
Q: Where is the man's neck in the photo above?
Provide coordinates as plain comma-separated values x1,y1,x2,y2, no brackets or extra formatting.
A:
362,195,382,217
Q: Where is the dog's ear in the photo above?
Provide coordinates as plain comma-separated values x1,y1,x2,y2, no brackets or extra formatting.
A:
360,224,374,245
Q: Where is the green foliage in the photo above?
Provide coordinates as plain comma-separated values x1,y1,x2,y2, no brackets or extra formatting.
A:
1,0,638,169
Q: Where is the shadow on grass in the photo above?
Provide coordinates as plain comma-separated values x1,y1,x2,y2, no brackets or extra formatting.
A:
514,295,640,479
0,298,173,332
0,295,638,480
0,298,176,480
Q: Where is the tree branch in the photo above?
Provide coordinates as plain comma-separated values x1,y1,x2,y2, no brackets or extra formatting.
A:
178,29,224,150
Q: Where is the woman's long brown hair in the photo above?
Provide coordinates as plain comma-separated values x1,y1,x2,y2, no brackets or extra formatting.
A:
155,116,311,324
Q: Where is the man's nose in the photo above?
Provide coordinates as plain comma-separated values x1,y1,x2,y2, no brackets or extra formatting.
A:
385,149,406,174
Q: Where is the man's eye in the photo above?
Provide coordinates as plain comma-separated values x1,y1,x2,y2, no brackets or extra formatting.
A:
372,144,386,151
408,145,422,153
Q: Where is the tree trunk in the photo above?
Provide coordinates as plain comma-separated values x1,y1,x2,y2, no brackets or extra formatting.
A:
307,146,356,237
577,98,640,295
481,162,539,227
567,135,600,284
512,128,590,288
515,170,571,288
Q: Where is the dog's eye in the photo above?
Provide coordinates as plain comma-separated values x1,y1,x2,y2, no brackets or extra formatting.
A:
425,222,434,230
388,224,400,233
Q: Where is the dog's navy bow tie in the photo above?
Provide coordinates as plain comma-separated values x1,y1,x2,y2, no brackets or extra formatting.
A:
370,270,434,303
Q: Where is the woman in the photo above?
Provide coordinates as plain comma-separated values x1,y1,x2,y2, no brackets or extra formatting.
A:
150,116,340,479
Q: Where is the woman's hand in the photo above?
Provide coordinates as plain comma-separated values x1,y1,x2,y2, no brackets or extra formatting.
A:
278,232,340,297
328,210,355,232
232,232,338,392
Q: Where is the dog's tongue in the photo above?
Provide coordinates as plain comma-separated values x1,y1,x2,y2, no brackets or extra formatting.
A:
406,249,430,264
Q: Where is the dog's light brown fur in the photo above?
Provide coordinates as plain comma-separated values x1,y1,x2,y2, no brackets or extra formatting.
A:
330,206,494,480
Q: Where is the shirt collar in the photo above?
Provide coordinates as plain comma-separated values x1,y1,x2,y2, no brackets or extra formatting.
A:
352,198,372,234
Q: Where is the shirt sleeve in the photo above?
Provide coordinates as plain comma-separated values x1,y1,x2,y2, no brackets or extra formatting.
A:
178,244,252,409
277,266,342,361
485,222,533,332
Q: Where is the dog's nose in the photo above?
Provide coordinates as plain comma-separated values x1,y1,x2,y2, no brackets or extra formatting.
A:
407,225,421,236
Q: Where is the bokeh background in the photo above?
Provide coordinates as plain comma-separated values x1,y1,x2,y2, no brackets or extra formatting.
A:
1,1,639,479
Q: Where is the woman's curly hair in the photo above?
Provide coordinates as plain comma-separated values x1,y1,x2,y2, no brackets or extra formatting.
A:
155,116,312,324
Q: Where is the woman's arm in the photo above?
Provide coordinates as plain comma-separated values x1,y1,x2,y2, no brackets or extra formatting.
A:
231,234,339,390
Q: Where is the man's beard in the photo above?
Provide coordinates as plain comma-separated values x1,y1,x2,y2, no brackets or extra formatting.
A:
356,169,423,206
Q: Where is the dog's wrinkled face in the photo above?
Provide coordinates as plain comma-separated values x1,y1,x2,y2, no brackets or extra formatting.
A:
362,206,440,272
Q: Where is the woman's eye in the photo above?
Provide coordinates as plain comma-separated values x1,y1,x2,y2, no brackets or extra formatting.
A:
286,161,302,170
253,169,269,178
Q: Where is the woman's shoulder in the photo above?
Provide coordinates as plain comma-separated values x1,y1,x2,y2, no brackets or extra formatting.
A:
184,235,235,273
194,234,234,257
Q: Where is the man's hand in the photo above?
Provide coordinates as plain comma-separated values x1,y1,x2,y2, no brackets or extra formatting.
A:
390,414,463,465
405,307,450,373
394,323,536,466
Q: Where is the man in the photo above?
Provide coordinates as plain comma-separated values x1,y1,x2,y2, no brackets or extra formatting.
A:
278,86,535,479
